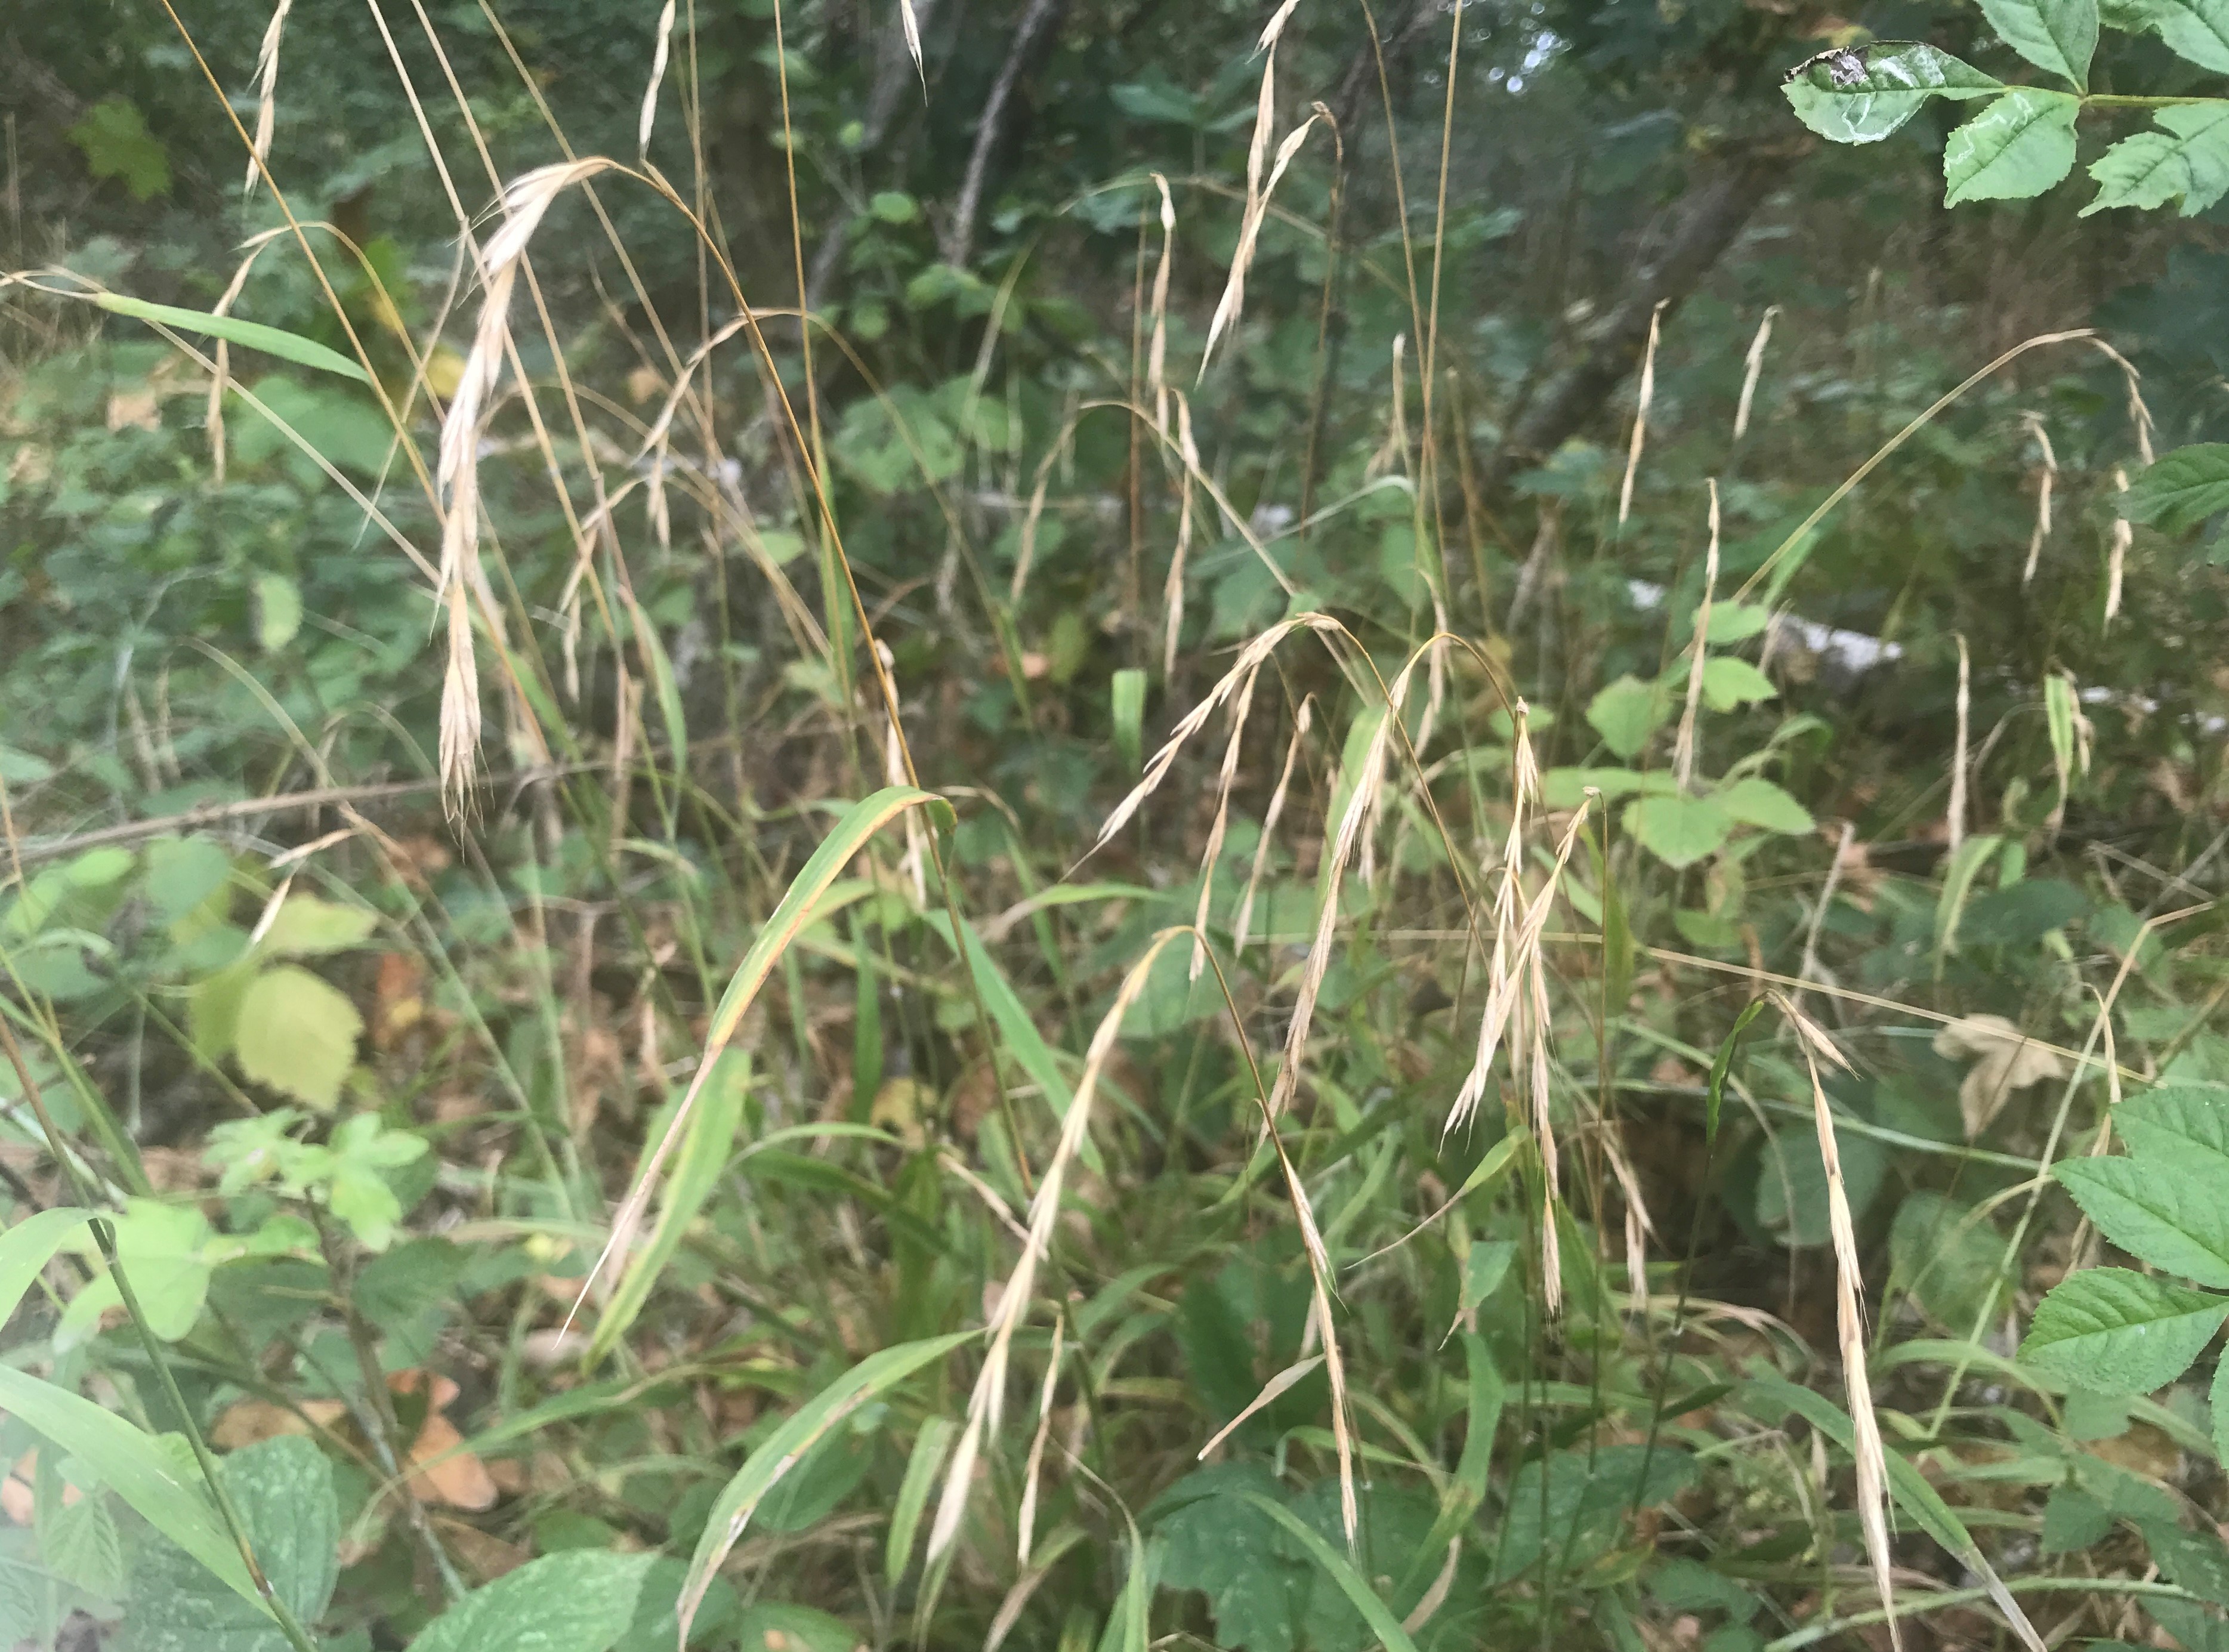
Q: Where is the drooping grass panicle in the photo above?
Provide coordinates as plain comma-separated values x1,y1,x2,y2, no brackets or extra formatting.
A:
1444,700,1540,1140
2107,465,2131,622
1161,392,1199,674
1671,478,1719,793
1014,1311,1064,1566
638,0,678,157
1603,1125,1657,1311
1947,633,1970,856
1146,172,1176,437
1200,63,1322,377
1617,299,1667,526
245,0,295,196
1771,993,1900,1650
1732,304,1778,443
1190,662,1266,980
926,930,1188,1567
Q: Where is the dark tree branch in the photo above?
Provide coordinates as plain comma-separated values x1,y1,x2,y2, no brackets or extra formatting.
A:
940,0,1069,268
1483,140,1800,493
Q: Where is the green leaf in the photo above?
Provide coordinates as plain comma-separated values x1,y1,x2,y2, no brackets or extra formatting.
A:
884,1416,957,1586
1241,1494,1421,1652
1625,794,1733,869
1699,656,1779,711
66,99,171,200
2125,444,2229,533
731,1603,859,1652
59,1199,216,1348
0,1369,259,1613
1757,1125,1888,1248
1154,1466,1304,1652
2213,1356,2229,1468
254,896,378,959
1713,777,1814,835
1706,999,1767,1145
89,293,369,384
1890,1192,2011,1330
41,1493,122,1599
410,1551,655,1652
1492,1444,1694,1584
1461,1240,1518,1313
252,575,302,653
1782,42,2003,144
2040,1484,2114,1552
1111,668,1148,777
1587,675,1668,760
231,966,363,1111
1944,89,2081,204
2057,1155,2229,1286
0,1207,92,1324
2020,1267,2229,1392
680,1331,975,1634
2116,1086,2229,1178
2086,103,2229,215
119,1436,339,1652
143,838,233,928
1980,0,2098,85
2123,0,2229,72
588,1053,752,1364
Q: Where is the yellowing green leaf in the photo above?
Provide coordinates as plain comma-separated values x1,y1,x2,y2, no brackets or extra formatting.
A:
1699,656,1779,711
58,1199,215,1348
1944,89,2081,204
1587,675,1668,760
231,967,363,1111
255,896,378,959
1714,776,1814,834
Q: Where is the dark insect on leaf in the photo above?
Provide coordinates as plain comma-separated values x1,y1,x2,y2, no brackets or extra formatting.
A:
1784,45,1869,86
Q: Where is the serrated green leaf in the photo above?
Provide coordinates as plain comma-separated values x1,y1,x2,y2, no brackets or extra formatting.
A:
2114,1086,2229,1176
410,1551,655,1652
58,1199,215,1348
1155,1466,1304,1652
41,1492,122,1599
1944,89,2081,203
2057,1156,2229,1286
0,1207,92,1324
119,1435,338,1652
231,966,363,1111
2086,103,2229,216
1699,656,1778,711
1492,1445,1694,1585
1624,794,1733,869
1587,675,1668,760
1714,776,1814,834
2020,1267,2229,1392
1782,42,2003,144
2124,0,2229,71
2040,1484,2114,1552
1980,0,2098,85
1891,1192,2012,1330
1242,1493,1422,1652
2126,444,2229,533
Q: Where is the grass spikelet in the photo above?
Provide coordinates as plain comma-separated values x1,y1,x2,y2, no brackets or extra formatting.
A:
927,930,1188,1567
1617,299,1667,526
1671,479,1719,792
1772,993,1900,1651
1446,701,1540,1138
1161,393,1199,674
1200,73,1321,376
1234,696,1312,955
2107,465,2131,622
1603,1128,1656,1311
898,0,925,83
638,0,677,156
436,157,615,812
1732,305,1777,442
1190,662,1265,980
1146,173,1175,436
1265,650,1429,1122
1948,633,1970,855
1256,0,1302,49
243,0,295,195
1196,1354,1323,1460
2019,410,2056,585
1014,1311,1064,1565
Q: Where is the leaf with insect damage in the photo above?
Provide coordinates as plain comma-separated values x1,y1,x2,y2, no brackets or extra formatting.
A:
1944,88,2082,203
1783,42,2002,144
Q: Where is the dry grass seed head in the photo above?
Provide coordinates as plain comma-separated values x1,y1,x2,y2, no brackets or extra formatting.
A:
1233,696,1313,956
638,0,678,156
2020,409,2057,585
1014,1312,1064,1565
1948,634,1971,856
1190,662,1264,980
1671,479,1719,793
1147,173,1176,436
1618,299,1667,525
1161,393,1199,674
1732,305,1778,443
245,0,295,195
2107,465,2131,622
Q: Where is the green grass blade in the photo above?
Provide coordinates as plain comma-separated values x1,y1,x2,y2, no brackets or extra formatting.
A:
1240,1493,1421,1652
1706,998,1767,1144
680,1330,977,1638
0,1367,262,1613
89,292,371,384
0,1208,89,1323
886,1415,958,1586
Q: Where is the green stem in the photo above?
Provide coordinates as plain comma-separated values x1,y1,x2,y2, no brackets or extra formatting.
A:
1763,1575,2199,1651
2083,92,2222,107
0,1015,322,1652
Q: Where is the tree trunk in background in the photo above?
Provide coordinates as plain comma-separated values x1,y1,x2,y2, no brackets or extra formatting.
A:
940,0,1069,268
1482,141,1798,494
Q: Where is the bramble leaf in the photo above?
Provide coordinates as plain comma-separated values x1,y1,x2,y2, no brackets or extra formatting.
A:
1944,89,2081,204
1783,42,2002,144
2020,1267,2229,1392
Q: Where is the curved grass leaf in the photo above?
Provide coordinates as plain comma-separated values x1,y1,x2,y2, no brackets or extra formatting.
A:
1980,0,2098,85
680,1330,976,1638
0,1370,261,1614
2125,444,2229,533
1783,42,2002,144
2020,1267,2229,1392
1239,1494,1421,1652
0,1208,91,1323
2086,103,2229,216
89,294,371,385
2057,1156,2229,1287
1944,89,2082,204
